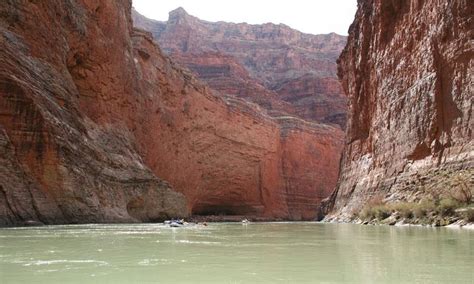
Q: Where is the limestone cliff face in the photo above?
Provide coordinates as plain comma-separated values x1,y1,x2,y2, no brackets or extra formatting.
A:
0,0,343,225
326,0,473,220
132,9,348,128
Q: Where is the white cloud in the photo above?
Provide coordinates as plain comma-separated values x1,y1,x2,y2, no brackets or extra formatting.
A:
132,0,357,36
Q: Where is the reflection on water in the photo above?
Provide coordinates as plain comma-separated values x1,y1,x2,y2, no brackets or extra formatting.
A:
0,223,473,283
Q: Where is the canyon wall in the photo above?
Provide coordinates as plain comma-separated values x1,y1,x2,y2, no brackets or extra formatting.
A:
326,0,473,220
0,0,187,226
0,0,343,225
130,31,344,220
132,9,348,128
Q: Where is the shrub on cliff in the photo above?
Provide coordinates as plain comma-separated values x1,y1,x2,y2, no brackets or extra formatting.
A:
449,174,472,203
389,202,414,219
359,205,391,221
359,196,391,221
462,208,474,222
358,195,391,221
437,198,460,217
413,199,436,218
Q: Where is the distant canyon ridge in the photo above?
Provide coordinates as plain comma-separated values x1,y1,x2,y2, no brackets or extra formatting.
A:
132,7,348,129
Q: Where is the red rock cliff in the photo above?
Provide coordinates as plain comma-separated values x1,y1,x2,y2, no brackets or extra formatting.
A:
0,0,187,226
0,0,343,225
326,0,473,220
132,9,348,128
132,32,343,220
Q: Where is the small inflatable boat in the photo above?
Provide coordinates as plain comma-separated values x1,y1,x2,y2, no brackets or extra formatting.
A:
165,219,185,227
169,222,183,227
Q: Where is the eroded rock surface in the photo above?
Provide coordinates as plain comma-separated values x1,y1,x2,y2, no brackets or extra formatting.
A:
0,0,343,224
0,0,187,226
325,0,473,221
132,31,343,220
132,8,348,128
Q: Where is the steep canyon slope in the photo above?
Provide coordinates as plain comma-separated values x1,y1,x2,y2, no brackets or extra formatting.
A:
0,0,187,226
0,0,343,225
326,0,473,220
132,8,348,128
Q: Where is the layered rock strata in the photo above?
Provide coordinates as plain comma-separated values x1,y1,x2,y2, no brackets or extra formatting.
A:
132,8,348,128
0,0,343,225
325,0,473,220
133,31,343,220
0,0,188,226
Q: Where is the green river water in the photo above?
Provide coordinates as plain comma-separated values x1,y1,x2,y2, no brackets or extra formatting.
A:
0,222,472,283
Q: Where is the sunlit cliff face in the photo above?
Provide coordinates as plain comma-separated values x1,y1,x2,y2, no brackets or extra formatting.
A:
326,0,474,220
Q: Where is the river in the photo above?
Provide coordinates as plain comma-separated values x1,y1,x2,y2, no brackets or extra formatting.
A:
0,222,472,283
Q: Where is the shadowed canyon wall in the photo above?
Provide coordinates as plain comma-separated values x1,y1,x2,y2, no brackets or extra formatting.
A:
0,0,187,226
325,0,473,220
0,0,343,225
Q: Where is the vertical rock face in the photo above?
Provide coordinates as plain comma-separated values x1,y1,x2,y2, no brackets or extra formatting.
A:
132,32,344,220
0,0,188,226
132,9,348,128
326,0,473,220
0,0,343,224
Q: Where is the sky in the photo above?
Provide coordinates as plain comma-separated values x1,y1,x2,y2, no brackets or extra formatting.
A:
132,0,358,36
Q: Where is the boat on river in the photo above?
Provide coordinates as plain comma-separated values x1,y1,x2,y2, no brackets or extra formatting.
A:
165,219,186,227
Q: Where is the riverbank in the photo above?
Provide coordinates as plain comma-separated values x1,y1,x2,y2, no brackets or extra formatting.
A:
324,217,474,230
324,205,474,230
3,208,473,228
325,193,474,229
